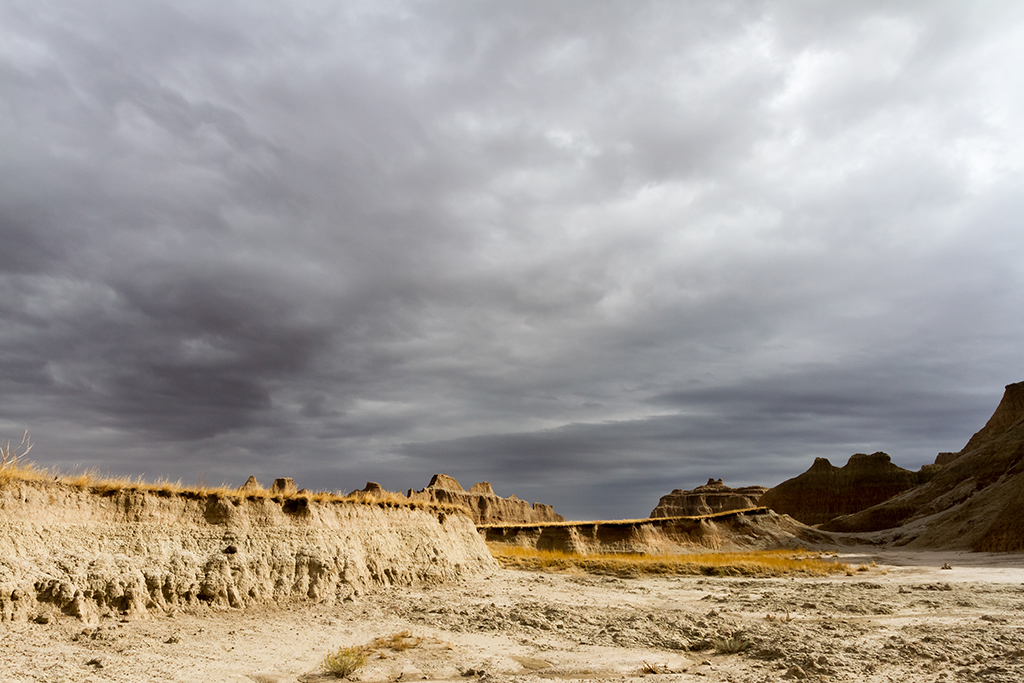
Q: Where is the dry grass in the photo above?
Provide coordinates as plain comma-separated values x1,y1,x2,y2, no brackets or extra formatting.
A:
478,507,768,529
0,432,466,514
488,544,850,577
324,631,423,673
368,630,422,652
321,645,367,678
712,632,751,654
0,430,40,485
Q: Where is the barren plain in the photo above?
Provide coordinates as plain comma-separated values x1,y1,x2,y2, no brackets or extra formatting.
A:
4,550,1024,683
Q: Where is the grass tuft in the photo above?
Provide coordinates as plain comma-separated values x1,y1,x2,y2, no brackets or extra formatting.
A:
321,646,367,678
641,661,666,674
488,545,849,577
368,630,422,652
0,430,41,484
712,632,751,654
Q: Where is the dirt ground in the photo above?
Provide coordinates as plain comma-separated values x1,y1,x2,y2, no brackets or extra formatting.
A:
4,550,1024,683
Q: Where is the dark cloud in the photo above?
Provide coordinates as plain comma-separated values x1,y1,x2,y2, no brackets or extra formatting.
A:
1,1,1022,518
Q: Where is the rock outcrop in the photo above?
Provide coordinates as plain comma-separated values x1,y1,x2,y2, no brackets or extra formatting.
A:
238,476,263,493
406,474,564,525
759,452,924,526
649,479,768,518
349,482,391,499
483,509,834,555
0,478,495,623
269,477,298,496
823,381,1024,551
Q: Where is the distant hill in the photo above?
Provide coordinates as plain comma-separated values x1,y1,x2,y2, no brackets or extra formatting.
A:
758,452,930,526
405,474,565,525
822,381,1024,551
650,478,768,518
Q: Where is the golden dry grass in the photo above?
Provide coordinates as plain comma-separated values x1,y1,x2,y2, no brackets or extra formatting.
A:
0,430,40,484
488,544,850,577
368,630,422,652
0,432,466,514
321,645,367,677
477,507,768,529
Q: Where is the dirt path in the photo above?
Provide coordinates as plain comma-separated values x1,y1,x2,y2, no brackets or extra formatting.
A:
5,551,1024,682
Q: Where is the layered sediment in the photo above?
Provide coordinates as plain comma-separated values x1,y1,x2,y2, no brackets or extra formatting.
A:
758,452,924,526
406,474,564,525
823,381,1024,551
650,479,768,518
0,479,495,624
482,509,833,556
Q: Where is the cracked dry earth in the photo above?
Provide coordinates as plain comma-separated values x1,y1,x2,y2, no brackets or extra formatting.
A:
4,551,1024,683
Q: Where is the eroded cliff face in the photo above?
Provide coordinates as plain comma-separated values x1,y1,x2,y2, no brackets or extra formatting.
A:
758,452,923,526
823,381,1024,551
482,510,832,555
649,479,768,518
405,474,564,525
0,479,496,624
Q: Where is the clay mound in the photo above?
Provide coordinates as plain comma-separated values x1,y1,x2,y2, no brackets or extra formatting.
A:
759,452,923,526
650,478,768,518
407,474,564,525
348,481,396,499
238,475,263,493
823,381,1024,551
0,478,495,624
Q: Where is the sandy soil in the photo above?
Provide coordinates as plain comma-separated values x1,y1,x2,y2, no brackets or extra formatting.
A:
5,550,1024,683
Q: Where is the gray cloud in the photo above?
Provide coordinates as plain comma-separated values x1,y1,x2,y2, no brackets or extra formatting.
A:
1,1,1022,518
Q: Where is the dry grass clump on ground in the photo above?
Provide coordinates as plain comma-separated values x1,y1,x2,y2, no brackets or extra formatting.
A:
0,432,465,514
321,645,367,677
321,631,425,677
368,630,422,652
488,545,850,577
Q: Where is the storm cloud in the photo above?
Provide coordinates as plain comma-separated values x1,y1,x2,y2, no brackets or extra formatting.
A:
2,1,1022,518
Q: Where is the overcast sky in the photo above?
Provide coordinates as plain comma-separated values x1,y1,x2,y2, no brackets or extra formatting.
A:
2,1,1022,519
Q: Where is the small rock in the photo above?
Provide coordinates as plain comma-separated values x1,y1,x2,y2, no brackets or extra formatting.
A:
784,665,806,679
86,656,106,669
165,635,181,644
33,613,50,625
941,563,953,570
10,589,22,601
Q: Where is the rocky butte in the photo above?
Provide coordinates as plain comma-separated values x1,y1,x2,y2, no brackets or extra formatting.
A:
404,474,564,525
649,478,768,518
758,452,932,526
823,380,1024,551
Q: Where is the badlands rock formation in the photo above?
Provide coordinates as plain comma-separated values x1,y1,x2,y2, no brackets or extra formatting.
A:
0,478,495,624
823,381,1024,551
758,452,925,526
406,473,564,525
649,478,768,518
482,509,833,555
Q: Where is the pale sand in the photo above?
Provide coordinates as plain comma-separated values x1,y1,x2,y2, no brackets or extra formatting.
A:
4,550,1024,683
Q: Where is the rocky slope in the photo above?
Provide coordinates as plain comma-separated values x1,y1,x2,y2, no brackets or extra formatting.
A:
0,478,496,624
649,478,768,518
482,509,834,555
405,474,564,525
758,452,928,526
823,381,1024,551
